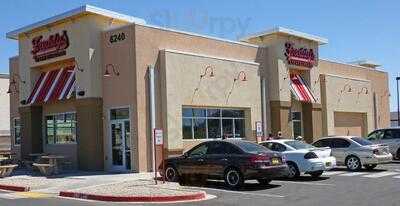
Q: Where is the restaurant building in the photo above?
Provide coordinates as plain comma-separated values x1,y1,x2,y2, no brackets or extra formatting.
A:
7,5,390,172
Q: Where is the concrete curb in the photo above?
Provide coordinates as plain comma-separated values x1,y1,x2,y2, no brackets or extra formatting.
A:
0,184,30,192
59,191,206,202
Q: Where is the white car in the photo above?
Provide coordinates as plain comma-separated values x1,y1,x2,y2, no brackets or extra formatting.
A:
313,136,392,171
260,139,336,178
367,128,400,159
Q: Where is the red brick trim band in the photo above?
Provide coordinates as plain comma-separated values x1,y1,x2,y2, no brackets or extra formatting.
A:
59,191,206,202
0,184,30,192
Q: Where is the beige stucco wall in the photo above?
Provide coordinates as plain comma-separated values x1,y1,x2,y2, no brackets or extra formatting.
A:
0,76,10,135
134,24,260,171
160,50,262,151
102,25,138,171
319,60,390,130
321,74,373,136
9,57,20,157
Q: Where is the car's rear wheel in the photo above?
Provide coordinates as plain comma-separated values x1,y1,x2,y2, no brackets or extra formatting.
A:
364,164,377,170
286,162,300,178
345,156,361,171
257,179,271,185
165,165,179,182
224,168,244,189
309,171,323,178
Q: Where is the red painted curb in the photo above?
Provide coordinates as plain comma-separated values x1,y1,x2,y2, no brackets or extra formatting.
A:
0,184,30,192
59,191,206,202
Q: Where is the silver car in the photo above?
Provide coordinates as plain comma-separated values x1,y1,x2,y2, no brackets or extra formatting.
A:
366,128,400,159
312,136,392,171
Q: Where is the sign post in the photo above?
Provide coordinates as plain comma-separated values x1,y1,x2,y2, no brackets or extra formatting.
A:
153,129,164,184
256,121,263,143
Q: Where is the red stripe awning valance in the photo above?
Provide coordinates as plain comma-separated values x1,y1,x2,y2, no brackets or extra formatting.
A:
27,66,76,104
289,74,316,103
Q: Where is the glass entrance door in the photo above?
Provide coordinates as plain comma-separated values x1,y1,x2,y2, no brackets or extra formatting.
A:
111,120,131,170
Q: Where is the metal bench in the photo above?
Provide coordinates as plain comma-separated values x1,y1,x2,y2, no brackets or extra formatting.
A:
0,164,18,177
32,163,54,176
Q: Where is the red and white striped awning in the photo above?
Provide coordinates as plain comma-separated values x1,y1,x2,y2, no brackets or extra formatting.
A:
27,66,76,104
289,74,316,103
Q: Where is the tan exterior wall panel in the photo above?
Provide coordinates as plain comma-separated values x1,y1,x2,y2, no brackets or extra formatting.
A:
133,24,260,171
322,74,373,136
162,50,262,151
334,112,366,136
102,26,138,171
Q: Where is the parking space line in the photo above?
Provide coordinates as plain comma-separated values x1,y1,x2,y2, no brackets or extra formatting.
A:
184,186,285,198
0,193,27,200
273,180,335,186
322,171,346,176
362,172,399,178
339,172,367,177
392,176,400,179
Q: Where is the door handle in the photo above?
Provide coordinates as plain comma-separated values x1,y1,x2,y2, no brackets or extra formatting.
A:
222,158,228,161
198,158,204,162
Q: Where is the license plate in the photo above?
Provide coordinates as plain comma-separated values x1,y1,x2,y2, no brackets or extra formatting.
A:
326,162,331,167
271,158,280,165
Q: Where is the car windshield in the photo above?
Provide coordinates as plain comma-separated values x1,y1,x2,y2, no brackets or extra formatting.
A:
235,141,271,154
351,137,373,146
285,140,315,150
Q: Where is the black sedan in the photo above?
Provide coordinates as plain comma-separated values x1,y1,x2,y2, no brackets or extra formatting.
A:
160,139,288,188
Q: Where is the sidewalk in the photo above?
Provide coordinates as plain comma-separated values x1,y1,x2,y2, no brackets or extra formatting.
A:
60,179,206,202
0,170,207,202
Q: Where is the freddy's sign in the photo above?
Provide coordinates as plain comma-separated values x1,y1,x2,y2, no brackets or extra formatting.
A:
31,30,69,62
284,42,315,68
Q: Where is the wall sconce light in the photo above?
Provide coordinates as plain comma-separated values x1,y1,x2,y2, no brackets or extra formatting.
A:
340,83,352,93
104,64,120,77
234,71,247,82
358,87,369,95
76,65,84,72
77,91,85,96
200,65,215,78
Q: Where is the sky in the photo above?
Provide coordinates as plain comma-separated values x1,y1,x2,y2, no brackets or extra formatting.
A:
0,0,399,111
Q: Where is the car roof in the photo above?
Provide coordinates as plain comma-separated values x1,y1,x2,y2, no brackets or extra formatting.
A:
317,136,361,140
373,127,400,130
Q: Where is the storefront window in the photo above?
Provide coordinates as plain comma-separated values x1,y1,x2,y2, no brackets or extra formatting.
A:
111,108,129,120
182,107,246,139
292,111,302,137
46,113,76,144
13,118,21,145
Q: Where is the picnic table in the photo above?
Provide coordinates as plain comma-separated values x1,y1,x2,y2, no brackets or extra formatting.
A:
40,155,65,175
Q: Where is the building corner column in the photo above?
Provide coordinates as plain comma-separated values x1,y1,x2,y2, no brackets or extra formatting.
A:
76,98,104,171
19,105,43,159
302,103,323,143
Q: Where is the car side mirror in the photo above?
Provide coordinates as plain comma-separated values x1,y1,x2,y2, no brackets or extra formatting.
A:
183,153,189,158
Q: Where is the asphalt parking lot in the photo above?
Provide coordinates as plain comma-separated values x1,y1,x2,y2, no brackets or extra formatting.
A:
1,161,400,206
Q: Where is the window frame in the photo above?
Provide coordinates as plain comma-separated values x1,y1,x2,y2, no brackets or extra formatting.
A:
292,111,303,137
13,118,21,146
182,107,246,140
45,111,77,145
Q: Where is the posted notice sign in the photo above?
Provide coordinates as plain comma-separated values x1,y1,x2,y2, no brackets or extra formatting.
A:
154,129,163,145
256,121,263,137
